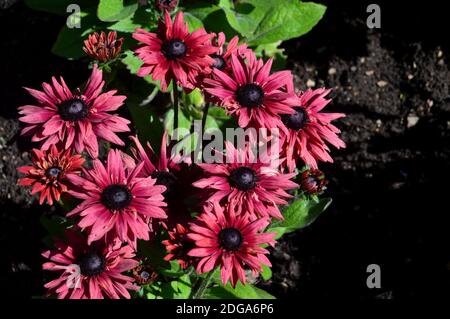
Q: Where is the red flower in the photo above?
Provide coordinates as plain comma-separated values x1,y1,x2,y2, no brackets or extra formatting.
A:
132,264,158,285
193,141,298,220
209,32,249,72
204,51,300,128
299,168,328,195
162,223,195,269
67,149,167,248
155,0,178,12
279,88,346,171
18,65,130,158
42,231,139,299
83,31,124,62
129,133,203,228
17,145,84,205
187,203,275,287
133,11,216,91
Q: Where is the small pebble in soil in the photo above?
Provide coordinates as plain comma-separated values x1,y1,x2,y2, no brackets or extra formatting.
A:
306,79,316,88
407,114,420,128
377,80,388,87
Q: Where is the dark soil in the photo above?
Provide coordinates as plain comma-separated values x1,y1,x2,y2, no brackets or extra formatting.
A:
262,0,450,299
1,0,449,299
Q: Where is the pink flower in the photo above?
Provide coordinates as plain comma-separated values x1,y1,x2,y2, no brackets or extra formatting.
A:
18,65,130,158
188,203,275,287
17,145,85,205
67,149,167,248
133,11,216,91
279,88,346,171
204,51,300,128
193,141,298,220
42,231,139,299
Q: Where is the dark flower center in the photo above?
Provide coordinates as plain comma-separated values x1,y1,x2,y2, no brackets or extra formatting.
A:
219,228,243,251
45,166,61,178
236,83,264,108
210,54,226,70
229,167,257,191
304,176,317,188
59,98,89,121
78,251,105,277
281,107,308,131
101,184,132,210
162,39,187,60
140,271,150,281
151,170,178,198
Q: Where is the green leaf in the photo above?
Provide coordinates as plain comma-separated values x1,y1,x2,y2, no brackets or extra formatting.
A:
25,0,93,15
158,261,184,278
97,0,138,22
108,7,155,33
253,41,287,70
128,105,164,151
182,1,236,38
246,0,326,45
183,12,204,32
171,275,192,299
260,264,272,281
122,50,143,75
269,197,332,234
206,282,275,299
51,12,98,59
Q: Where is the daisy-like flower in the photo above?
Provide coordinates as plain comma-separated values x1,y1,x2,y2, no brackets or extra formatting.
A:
133,11,216,91
187,203,275,287
42,231,139,299
67,149,167,248
162,223,193,268
209,32,248,72
18,65,130,158
17,145,84,205
204,51,300,128
83,31,124,62
279,88,346,171
129,134,202,228
162,223,195,269
193,141,298,220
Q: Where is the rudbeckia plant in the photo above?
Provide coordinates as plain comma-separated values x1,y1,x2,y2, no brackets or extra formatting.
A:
18,0,343,299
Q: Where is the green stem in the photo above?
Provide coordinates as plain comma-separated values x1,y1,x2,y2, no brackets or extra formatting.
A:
201,102,211,161
191,270,215,299
201,102,210,138
173,86,179,133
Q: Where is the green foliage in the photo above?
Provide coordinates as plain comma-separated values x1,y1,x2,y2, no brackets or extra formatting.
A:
206,282,275,299
97,0,138,22
268,197,332,238
26,0,330,301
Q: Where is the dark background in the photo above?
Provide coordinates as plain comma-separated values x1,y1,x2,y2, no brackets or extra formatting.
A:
0,0,448,299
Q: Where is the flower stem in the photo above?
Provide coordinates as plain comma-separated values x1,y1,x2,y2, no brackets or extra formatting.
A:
191,270,215,299
173,86,179,133
201,102,210,138
201,103,211,160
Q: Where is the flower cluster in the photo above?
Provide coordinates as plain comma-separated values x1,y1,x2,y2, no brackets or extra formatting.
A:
16,10,345,299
